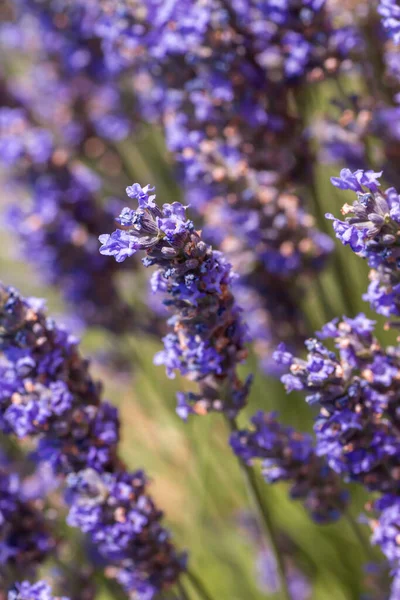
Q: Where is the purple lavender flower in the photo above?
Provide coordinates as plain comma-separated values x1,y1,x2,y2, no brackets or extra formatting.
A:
62,0,341,374
0,106,137,334
276,315,400,495
8,581,67,600
370,496,400,600
0,283,119,474
100,184,251,418
0,283,185,598
327,169,400,321
378,0,400,44
0,462,54,584
66,468,186,597
230,411,348,523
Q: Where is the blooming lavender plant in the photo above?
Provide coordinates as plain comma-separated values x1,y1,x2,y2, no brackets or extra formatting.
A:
276,314,400,495
0,459,54,586
8,581,67,600
0,106,137,334
100,183,251,418
37,0,342,372
1,2,132,147
369,496,400,600
378,0,400,44
230,411,348,523
327,169,400,321
0,282,185,598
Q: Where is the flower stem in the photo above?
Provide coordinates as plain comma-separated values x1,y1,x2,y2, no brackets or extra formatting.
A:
177,581,192,600
227,417,291,600
344,511,376,562
315,276,336,323
186,570,215,600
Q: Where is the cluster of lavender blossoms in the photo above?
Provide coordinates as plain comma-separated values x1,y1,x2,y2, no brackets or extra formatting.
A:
0,459,54,587
276,313,400,494
230,411,348,524
378,0,400,45
274,302,400,596
8,581,66,600
0,283,185,598
131,0,341,372
321,168,400,598
18,0,351,373
100,183,251,418
328,169,400,322
0,0,144,335
0,106,136,334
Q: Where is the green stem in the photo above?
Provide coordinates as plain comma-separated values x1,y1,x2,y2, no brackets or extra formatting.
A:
227,417,291,600
315,276,336,323
344,511,376,562
178,581,192,600
186,570,215,600
308,176,358,317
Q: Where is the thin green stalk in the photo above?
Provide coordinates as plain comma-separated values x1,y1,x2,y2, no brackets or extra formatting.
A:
308,176,359,317
227,417,291,600
178,581,192,600
315,276,337,323
344,511,376,562
186,570,215,600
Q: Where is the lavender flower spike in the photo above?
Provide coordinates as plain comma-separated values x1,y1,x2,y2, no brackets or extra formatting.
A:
370,496,400,600
8,581,67,600
0,463,54,585
378,0,400,45
230,411,348,524
276,316,400,495
327,169,400,321
100,184,252,418
0,282,186,598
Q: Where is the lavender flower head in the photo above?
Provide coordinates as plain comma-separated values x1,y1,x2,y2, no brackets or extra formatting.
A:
0,283,119,474
8,581,67,600
378,0,400,45
66,468,186,598
327,169,400,321
230,411,348,523
99,184,252,418
0,282,186,598
276,314,400,495
0,106,137,334
370,496,400,600
0,463,54,585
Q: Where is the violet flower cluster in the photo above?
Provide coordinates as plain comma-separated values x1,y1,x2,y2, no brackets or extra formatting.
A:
328,169,400,322
0,106,137,334
230,411,348,523
378,0,400,45
276,313,400,495
131,0,340,371
100,183,251,418
8,581,67,600
0,459,54,587
370,495,400,599
0,282,185,598
22,0,345,372
2,0,132,146
323,167,400,598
